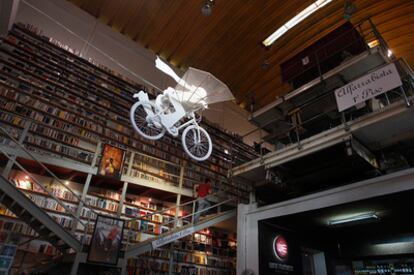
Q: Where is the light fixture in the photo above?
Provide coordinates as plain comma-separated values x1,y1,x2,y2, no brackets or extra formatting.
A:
343,0,356,21
328,212,378,226
224,149,229,154
148,198,152,202
201,0,215,16
263,0,334,47
387,49,393,58
24,175,29,180
155,56,181,83
367,39,379,48
65,181,69,185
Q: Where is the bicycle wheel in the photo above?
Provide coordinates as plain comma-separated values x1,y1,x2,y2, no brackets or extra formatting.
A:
182,125,212,161
130,101,165,140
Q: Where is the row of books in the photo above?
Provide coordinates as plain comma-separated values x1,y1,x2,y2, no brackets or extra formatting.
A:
0,82,103,142
85,195,119,213
0,218,36,237
0,87,100,145
6,30,134,116
17,23,143,97
129,259,234,275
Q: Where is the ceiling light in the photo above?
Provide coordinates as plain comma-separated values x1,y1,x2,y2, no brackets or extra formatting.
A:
343,0,356,21
367,39,379,48
328,212,378,226
201,0,215,16
263,0,334,47
24,175,29,180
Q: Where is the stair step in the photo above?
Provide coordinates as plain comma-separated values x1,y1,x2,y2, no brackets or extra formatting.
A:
1,175,82,252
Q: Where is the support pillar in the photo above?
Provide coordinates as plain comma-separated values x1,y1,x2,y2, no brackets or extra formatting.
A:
72,141,101,232
117,181,128,217
2,121,30,178
174,166,185,227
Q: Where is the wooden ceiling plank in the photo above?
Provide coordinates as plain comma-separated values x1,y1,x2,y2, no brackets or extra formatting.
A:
147,1,192,58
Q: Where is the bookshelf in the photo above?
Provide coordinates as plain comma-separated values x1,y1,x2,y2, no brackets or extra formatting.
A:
0,22,257,202
127,228,237,275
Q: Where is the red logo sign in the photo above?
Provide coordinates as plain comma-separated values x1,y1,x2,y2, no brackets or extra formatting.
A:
273,235,288,261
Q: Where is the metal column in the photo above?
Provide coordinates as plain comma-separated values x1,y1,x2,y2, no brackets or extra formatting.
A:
2,121,30,178
72,141,101,231
118,151,135,217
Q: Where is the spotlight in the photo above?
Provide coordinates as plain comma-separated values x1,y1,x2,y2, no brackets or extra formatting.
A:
201,0,215,16
344,0,356,21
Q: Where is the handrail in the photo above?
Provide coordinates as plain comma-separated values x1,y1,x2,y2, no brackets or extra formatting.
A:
0,125,100,218
126,191,227,224
130,198,234,239
0,147,87,227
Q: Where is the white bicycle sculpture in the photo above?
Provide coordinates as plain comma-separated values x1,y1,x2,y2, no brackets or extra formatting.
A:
130,66,234,161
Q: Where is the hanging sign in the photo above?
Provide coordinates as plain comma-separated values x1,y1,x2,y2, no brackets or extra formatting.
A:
334,63,402,112
152,226,195,249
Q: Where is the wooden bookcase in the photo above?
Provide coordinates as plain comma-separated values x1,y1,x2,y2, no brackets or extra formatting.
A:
0,22,258,202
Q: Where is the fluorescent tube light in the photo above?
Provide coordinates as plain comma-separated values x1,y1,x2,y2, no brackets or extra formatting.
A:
367,39,379,48
328,213,378,226
263,0,334,47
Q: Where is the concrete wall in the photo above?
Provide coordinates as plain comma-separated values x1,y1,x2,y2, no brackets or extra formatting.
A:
15,0,266,146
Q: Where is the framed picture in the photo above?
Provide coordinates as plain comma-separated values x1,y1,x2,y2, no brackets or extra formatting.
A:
87,215,125,265
98,144,125,179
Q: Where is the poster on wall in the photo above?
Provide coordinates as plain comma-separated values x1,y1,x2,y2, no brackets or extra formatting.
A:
259,221,302,275
87,215,125,266
98,144,125,179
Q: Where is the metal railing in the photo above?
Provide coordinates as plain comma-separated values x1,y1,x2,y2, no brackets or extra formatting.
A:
124,191,234,247
241,37,414,166
0,123,100,249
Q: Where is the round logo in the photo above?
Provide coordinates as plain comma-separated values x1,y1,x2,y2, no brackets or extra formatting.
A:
273,235,288,261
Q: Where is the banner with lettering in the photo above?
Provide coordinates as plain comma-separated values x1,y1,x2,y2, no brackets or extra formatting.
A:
334,63,402,112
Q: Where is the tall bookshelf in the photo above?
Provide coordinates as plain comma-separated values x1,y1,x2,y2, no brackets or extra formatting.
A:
0,22,258,202
127,228,237,275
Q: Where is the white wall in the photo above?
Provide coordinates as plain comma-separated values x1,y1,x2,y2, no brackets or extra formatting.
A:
15,0,266,146
15,0,175,92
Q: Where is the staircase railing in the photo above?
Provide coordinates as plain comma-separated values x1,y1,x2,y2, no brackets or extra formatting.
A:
124,191,234,246
0,124,100,247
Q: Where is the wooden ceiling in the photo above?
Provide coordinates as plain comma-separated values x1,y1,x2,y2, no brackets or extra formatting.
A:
68,0,414,110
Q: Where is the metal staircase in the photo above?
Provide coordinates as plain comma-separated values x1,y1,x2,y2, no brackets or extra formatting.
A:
0,125,99,256
0,174,82,252
125,207,236,258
